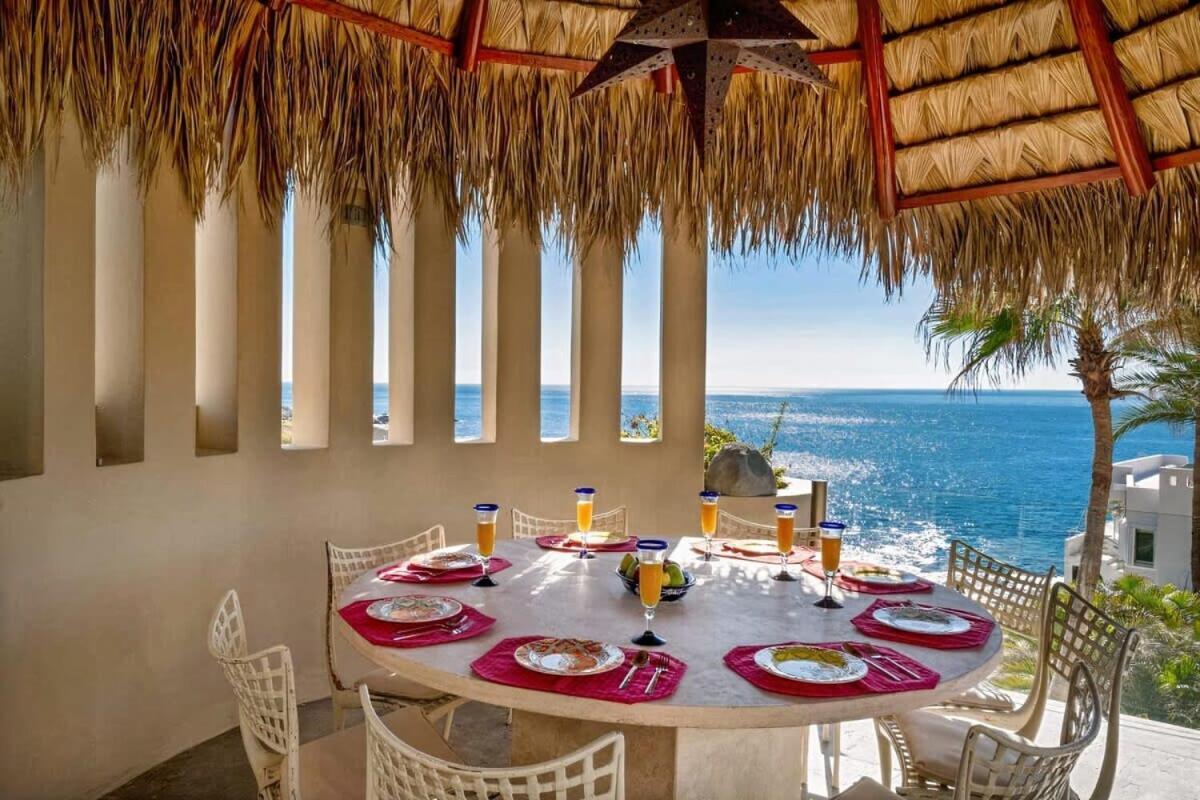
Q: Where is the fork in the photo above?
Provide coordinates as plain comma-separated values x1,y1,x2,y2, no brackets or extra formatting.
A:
851,642,922,680
841,643,901,682
644,653,669,694
390,616,468,640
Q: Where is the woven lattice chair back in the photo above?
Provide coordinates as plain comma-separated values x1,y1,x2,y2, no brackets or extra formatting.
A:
361,686,625,800
511,507,628,540
717,509,820,548
946,540,1055,638
949,662,1101,800
326,526,447,694
208,589,248,660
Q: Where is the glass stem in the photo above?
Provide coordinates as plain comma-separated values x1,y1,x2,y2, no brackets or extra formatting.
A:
825,572,834,600
644,606,655,633
780,553,788,577
482,556,490,580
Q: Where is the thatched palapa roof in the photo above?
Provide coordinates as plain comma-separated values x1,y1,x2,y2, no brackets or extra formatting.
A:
2,0,1199,311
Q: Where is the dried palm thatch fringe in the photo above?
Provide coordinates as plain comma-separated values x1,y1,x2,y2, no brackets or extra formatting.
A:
0,0,1199,316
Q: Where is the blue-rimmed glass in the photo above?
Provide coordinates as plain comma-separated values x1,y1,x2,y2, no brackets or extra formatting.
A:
814,521,846,608
632,539,669,646
699,491,719,561
472,503,500,587
772,503,798,582
575,487,596,559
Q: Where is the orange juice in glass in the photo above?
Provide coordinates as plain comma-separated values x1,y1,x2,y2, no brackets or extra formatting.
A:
772,503,798,582
814,521,845,609
632,539,668,646
574,487,596,559
472,503,500,587
699,491,719,560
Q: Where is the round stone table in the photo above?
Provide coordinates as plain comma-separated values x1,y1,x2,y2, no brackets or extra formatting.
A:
339,537,1001,799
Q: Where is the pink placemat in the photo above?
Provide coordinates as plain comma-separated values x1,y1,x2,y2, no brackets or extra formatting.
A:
725,641,939,698
535,535,640,553
851,599,996,649
339,599,496,648
471,636,686,704
693,540,815,565
801,561,935,595
377,557,513,584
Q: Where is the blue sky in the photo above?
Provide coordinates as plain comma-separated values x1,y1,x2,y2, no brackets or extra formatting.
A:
284,211,1076,391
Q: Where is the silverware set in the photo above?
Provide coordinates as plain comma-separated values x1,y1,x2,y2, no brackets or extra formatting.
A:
391,615,474,642
841,641,921,681
616,650,671,694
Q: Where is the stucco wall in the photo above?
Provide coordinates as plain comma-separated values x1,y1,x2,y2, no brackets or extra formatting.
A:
0,118,715,799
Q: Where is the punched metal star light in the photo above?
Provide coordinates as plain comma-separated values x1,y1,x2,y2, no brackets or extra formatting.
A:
572,0,833,160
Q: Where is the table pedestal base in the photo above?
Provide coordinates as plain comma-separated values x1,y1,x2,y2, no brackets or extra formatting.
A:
511,710,809,800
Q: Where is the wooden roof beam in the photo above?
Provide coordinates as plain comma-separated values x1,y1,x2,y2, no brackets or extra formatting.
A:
456,0,489,72
857,0,899,220
1065,0,1154,195
287,0,455,55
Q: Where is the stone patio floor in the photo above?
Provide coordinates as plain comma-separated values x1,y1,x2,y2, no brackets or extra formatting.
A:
104,696,1200,799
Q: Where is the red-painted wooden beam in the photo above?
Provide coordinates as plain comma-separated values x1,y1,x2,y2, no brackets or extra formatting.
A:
456,0,489,72
652,67,674,94
287,0,455,55
1065,0,1154,195
856,0,899,220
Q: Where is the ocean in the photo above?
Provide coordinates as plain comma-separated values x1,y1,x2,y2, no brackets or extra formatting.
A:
283,384,1189,575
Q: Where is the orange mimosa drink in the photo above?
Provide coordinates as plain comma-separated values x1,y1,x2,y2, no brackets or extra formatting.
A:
632,539,668,646
472,503,500,587
699,491,719,561
476,520,496,558
772,503,798,581
638,561,664,607
574,487,596,559
814,521,846,609
821,534,841,573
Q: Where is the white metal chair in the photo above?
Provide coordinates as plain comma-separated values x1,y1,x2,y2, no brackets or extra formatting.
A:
876,583,1137,800
326,527,466,732
208,590,459,800
896,662,1102,800
717,508,821,548
361,684,626,800
935,540,1056,723
511,506,629,539
718,509,831,798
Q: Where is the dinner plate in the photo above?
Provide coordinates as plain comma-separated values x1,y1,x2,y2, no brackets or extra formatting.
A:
873,605,971,635
754,645,868,684
722,539,785,556
565,531,630,547
365,596,463,624
846,564,921,586
513,638,625,677
408,549,481,572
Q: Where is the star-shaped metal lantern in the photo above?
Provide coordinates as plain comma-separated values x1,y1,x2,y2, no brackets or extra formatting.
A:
572,0,833,160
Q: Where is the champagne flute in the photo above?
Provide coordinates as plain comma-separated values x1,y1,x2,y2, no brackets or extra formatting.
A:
472,503,500,587
814,521,845,608
699,491,719,561
772,503,798,582
632,539,668,646
575,487,596,559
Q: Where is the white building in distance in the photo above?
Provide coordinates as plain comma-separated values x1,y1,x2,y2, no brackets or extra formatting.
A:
1065,455,1194,590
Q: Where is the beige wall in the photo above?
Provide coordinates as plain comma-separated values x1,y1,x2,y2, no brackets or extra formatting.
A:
0,119,720,800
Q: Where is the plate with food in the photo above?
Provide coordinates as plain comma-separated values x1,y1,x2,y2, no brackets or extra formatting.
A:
365,596,463,624
721,539,784,556
754,645,868,684
513,638,625,677
845,564,922,586
565,531,631,547
408,549,481,572
872,605,971,635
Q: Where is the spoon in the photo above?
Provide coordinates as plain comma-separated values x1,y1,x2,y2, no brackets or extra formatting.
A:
619,651,650,690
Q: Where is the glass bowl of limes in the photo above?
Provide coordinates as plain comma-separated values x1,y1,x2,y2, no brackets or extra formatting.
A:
616,554,696,601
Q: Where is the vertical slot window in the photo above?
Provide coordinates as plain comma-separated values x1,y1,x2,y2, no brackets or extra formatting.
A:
455,220,497,442
540,240,574,440
620,221,662,441
95,150,145,466
0,151,45,480
381,205,415,445
372,237,389,443
195,192,238,455
282,191,330,449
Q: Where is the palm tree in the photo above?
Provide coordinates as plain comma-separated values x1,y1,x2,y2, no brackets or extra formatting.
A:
1115,338,1200,589
920,296,1133,599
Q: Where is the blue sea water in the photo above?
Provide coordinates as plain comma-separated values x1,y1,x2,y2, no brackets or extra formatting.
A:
282,384,1188,574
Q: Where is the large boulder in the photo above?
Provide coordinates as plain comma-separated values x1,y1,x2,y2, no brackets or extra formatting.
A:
705,443,777,497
